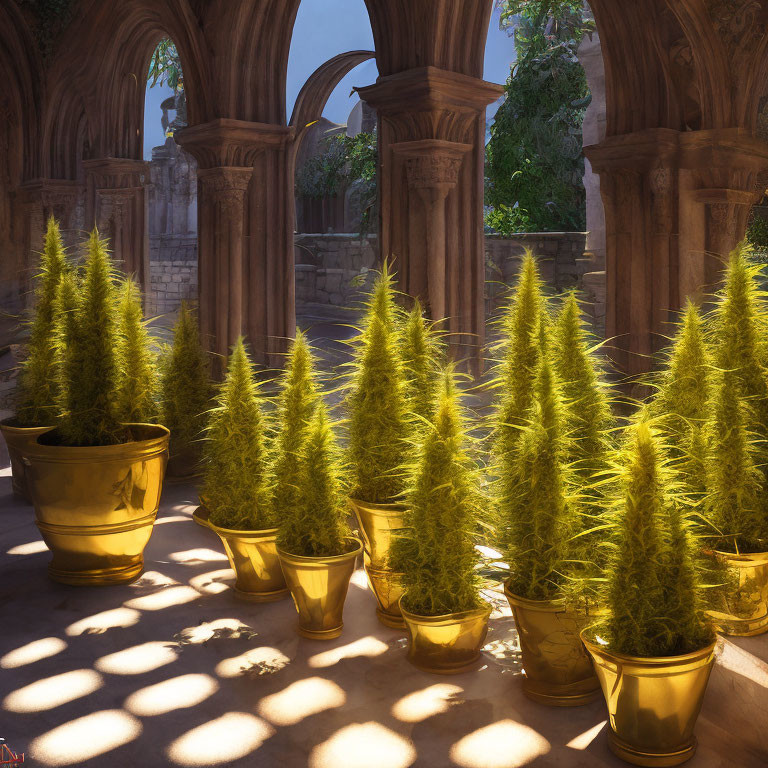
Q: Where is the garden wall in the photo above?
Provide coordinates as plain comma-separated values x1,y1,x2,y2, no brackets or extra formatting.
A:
147,234,198,317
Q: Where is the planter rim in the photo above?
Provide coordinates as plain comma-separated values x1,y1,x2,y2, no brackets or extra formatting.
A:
348,496,407,514
278,536,363,565
504,580,564,611
199,506,279,539
399,598,493,626
711,549,768,566
581,630,717,667
27,423,170,462
0,417,54,433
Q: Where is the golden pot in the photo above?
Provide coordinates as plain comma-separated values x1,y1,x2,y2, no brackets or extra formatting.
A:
25,424,169,586
400,600,492,674
0,419,53,502
583,633,717,767
505,583,600,706
348,496,406,568
199,506,288,602
364,553,405,629
278,538,362,640
707,550,768,637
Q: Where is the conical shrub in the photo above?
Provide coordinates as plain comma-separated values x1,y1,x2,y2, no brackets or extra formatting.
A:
346,263,409,503
160,302,211,468
553,291,614,481
650,300,710,495
115,279,157,424
278,402,350,557
599,421,713,657
492,251,548,460
56,229,122,446
704,369,768,553
15,217,70,427
202,338,272,530
500,344,575,601
390,368,483,616
402,300,442,422
271,330,319,518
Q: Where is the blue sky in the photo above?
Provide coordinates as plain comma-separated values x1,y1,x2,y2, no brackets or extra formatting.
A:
144,2,514,158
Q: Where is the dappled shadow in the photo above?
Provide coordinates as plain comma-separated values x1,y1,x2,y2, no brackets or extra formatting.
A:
1,469,767,767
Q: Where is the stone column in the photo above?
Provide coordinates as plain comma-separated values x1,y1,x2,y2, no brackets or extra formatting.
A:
83,159,150,288
358,68,503,367
175,119,295,369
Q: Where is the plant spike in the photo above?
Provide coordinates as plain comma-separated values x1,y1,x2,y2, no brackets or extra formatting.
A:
401,299,443,422
278,401,350,558
115,279,157,424
391,367,483,616
15,216,70,427
160,301,212,468
346,263,409,503
56,229,122,446
601,421,714,657
271,329,319,519
203,337,272,530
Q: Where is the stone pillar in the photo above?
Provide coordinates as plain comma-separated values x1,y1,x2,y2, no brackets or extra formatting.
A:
586,128,768,373
175,119,295,369
83,159,150,288
358,68,503,366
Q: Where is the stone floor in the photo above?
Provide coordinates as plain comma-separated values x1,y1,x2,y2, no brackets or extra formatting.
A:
1,452,767,767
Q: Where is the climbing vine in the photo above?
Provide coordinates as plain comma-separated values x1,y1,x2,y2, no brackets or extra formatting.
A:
148,38,183,91
486,1,593,234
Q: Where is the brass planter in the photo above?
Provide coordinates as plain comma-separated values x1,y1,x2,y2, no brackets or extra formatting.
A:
25,424,169,586
199,506,288,602
583,634,716,767
707,550,768,637
505,583,600,706
400,600,492,674
278,538,362,640
364,554,406,629
0,419,53,502
349,497,406,627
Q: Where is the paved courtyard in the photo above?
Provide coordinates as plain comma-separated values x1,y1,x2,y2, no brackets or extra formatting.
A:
1,441,767,767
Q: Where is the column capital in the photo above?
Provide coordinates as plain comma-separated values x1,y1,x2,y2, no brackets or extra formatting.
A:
16,178,83,206
393,139,472,193
175,119,294,170
82,158,149,187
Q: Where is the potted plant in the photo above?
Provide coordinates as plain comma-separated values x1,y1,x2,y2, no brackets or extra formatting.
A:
160,302,212,480
197,337,286,601
583,421,716,767
702,367,768,635
346,264,410,627
1,218,68,501
391,368,491,673
277,402,362,639
25,229,169,585
499,347,600,705
402,300,442,422
115,279,158,424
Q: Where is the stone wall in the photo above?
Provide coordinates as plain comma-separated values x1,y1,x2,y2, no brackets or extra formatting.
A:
294,233,378,320
148,234,198,317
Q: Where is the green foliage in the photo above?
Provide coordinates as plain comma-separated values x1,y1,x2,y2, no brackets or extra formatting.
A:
55,230,123,447
493,252,548,459
278,403,351,557
391,368,484,616
15,217,69,427
553,292,614,481
599,421,714,657
704,369,768,554
203,338,273,531
485,2,592,233
160,302,212,466
401,301,443,423
115,280,157,424
650,301,710,495
148,38,183,90
746,215,768,250
271,330,319,517
346,264,410,503
500,345,574,601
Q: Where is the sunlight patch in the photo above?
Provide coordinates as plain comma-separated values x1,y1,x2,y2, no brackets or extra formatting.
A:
258,677,345,726
169,547,228,564
1,637,66,669
450,720,550,768
66,608,141,636
95,641,177,675
124,674,219,716
7,540,47,555
391,684,463,723
4,669,102,713
566,721,606,749
188,568,232,595
308,636,388,668
310,722,415,768
215,646,290,678
124,585,201,611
